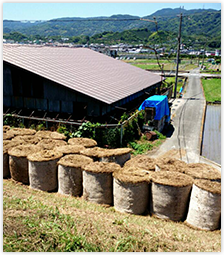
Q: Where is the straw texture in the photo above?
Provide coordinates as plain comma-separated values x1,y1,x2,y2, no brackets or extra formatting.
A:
55,145,85,155
83,170,113,205
186,180,221,230
68,137,97,148
113,178,149,215
7,128,36,136
150,171,193,221
124,155,156,170
37,139,67,150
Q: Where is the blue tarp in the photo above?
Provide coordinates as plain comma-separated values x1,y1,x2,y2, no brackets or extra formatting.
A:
138,95,170,122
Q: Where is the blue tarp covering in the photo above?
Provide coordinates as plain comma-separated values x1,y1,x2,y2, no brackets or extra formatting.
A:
138,95,170,122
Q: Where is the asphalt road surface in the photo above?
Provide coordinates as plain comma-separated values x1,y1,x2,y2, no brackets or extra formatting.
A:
153,68,206,163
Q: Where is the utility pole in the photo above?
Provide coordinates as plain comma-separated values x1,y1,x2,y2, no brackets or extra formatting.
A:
174,13,182,98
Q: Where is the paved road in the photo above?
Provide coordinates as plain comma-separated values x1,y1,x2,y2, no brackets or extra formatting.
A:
152,68,206,163
151,71,221,79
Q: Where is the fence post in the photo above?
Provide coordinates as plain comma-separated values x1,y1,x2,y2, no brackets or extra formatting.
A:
120,125,123,147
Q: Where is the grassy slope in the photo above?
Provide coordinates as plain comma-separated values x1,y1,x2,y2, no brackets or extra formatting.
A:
3,179,221,252
201,78,221,102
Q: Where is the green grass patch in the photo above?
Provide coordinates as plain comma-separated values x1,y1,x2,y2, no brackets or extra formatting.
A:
165,77,184,94
3,180,221,252
129,130,166,155
201,78,221,102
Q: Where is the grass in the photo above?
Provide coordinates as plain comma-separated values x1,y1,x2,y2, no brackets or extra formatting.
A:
201,78,221,102
165,77,184,95
129,131,166,155
3,179,221,252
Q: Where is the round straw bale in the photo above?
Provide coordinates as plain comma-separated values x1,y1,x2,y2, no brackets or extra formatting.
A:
186,179,221,230
3,132,14,140
37,139,67,150
28,150,63,192
50,132,66,140
3,141,25,178
68,137,97,148
57,154,93,196
8,144,40,184
3,125,11,133
99,148,132,167
35,130,52,139
12,135,42,145
113,171,150,215
7,128,36,136
82,162,121,205
150,171,193,221
184,163,221,182
55,144,85,155
155,157,188,173
124,155,156,171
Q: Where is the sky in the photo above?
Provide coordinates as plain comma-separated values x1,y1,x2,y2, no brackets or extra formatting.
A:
3,2,221,21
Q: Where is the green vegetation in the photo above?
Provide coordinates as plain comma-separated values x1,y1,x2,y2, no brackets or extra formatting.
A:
3,9,221,50
201,78,221,102
129,130,166,155
3,179,221,252
165,77,185,95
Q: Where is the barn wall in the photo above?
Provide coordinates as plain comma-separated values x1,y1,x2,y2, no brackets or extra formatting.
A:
3,62,161,118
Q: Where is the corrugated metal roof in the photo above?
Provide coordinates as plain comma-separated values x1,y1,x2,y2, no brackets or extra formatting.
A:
3,44,163,105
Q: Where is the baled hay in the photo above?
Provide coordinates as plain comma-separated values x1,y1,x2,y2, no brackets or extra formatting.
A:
107,148,132,156
57,154,93,168
37,139,67,149
55,144,85,155
194,179,221,194
3,132,14,140
80,147,108,158
68,137,97,148
35,130,52,139
124,155,156,171
3,125,11,133
8,144,40,158
113,167,152,184
83,161,121,173
12,135,42,145
3,141,25,154
80,147,131,158
151,171,193,187
155,157,187,173
27,149,63,162
50,132,66,140
185,163,221,181
7,128,36,136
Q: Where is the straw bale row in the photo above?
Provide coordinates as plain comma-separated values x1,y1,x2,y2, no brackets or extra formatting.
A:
2,138,221,231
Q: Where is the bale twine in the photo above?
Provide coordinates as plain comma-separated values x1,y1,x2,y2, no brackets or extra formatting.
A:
3,132,14,140
82,162,121,205
12,135,42,145
150,171,193,221
37,139,67,150
7,128,36,136
57,154,93,196
68,137,97,148
155,157,188,173
124,155,156,171
3,125,11,133
184,163,221,182
113,167,151,215
8,144,40,184
28,150,63,192
55,144,85,155
186,179,221,231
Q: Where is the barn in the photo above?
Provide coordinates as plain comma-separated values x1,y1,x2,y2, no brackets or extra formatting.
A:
3,44,163,121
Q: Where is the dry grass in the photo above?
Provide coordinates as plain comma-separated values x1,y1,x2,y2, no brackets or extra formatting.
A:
3,179,221,252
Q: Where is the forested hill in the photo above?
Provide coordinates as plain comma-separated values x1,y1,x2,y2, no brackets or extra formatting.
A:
3,8,220,39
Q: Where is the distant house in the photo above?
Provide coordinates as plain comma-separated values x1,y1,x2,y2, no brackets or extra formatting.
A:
3,45,163,120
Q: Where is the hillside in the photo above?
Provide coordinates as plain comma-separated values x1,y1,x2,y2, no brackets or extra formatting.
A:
3,8,221,39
